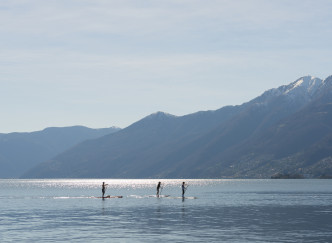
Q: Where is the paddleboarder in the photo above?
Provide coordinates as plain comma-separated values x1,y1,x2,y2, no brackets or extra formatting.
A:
156,182,162,197
102,182,108,198
182,182,188,197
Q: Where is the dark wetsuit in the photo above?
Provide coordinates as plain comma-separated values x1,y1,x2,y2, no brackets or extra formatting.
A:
182,183,186,197
102,183,107,197
157,182,161,197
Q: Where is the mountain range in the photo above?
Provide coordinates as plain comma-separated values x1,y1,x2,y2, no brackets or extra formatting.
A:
20,75,332,179
0,126,120,178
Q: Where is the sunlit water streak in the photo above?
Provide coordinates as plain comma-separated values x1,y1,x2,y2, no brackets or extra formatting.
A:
1,179,332,242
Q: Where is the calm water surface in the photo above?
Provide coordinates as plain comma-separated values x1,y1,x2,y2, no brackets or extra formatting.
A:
0,179,332,242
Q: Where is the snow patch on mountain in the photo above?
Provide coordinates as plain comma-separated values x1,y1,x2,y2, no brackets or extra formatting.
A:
284,76,322,97
251,76,323,106
322,75,332,86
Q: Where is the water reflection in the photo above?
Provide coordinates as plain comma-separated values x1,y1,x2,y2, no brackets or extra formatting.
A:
181,203,186,223
103,203,332,242
1,179,332,242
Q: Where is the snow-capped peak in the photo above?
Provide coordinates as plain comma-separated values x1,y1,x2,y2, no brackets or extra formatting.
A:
284,76,322,95
251,76,323,106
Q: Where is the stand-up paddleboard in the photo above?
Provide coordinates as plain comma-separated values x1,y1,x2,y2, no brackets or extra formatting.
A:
150,195,170,198
167,196,197,199
94,195,123,199
128,195,170,198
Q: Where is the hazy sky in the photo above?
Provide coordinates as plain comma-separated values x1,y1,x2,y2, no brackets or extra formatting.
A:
1,0,331,133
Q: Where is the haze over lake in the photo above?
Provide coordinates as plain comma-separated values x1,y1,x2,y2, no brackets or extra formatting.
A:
1,179,332,242
1,1,332,241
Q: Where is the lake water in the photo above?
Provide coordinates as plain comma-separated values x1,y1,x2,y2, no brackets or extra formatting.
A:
0,179,332,242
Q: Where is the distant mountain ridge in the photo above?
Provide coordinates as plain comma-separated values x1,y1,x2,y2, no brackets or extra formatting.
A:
22,75,332,179
0,126,120,178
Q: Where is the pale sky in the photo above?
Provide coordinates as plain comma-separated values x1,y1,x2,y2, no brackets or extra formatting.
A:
1,0,331,133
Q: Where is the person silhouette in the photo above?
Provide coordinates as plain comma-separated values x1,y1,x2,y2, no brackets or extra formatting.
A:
182,182,188,197
102,182,108,198
156,182,162,197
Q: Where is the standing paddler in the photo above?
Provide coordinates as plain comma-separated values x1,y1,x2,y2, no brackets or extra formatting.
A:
182,182,188,197
102,182,108,198
156,182,162,197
